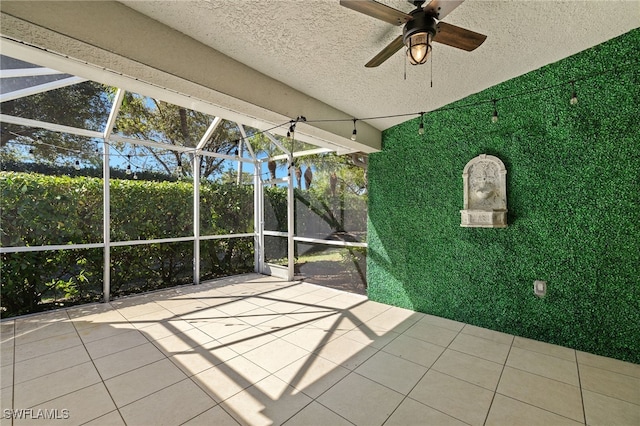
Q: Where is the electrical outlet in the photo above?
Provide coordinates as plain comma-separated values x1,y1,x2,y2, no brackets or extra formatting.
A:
534,280,547,297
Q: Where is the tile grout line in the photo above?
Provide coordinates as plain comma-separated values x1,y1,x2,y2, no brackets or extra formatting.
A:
380,322,469,426
481,333,515,426
11,320,16,426
69,308,128,426
575,349,588,425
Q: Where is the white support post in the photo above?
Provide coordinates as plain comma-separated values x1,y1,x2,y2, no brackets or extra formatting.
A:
287,155,295,281
193,155,201,285
254,163,263,273
102,142,111,302
102,88,125,303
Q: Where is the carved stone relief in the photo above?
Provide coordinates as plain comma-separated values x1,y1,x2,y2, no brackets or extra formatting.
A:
460,154,507,228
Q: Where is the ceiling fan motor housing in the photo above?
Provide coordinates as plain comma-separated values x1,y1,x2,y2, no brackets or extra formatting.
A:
402,11,437,44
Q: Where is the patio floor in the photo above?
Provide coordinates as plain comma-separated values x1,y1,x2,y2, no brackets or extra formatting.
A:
1,273,638,426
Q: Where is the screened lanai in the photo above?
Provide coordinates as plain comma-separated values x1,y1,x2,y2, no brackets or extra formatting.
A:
1,51,368,319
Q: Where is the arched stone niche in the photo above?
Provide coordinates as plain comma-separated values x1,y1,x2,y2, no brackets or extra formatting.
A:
460,154,508,228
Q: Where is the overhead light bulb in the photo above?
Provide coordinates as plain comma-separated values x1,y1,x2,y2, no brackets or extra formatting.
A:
492,100,499,123
406,32,432,65
570,81,578,105
351,119,357,141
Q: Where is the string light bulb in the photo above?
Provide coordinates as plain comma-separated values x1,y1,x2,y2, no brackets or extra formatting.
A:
491,99,499,123
418,112,425,135
351,119,357,141
133,171,138,180
175,159,182,176
125,154,132,175
74,160,81,170
570,81,578,105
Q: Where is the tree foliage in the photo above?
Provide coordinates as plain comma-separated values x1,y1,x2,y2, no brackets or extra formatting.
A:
113,94,240,178
0,81,110,166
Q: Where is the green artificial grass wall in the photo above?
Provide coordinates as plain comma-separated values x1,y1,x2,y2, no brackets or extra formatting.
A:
367,29,640,363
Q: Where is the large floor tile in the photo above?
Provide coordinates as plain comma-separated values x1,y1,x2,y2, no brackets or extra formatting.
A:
104,358,186,407
341,327,400,349
497,366,583,422
579,364,640,405
217,326,278,354
365,307,423,333
221,375,312,426
169,341,239,376
14,320,76,346
313,334,378,370
449,332,511,364
82,410,126,426
582,389,640,426
13,344,90,385
355,350,427,394
14,332,82,361
13,361,101,408
112,300,167,320
418,314,465,332
1,344,14,367
513,336,576,361
409,370,494,426
384,397,468,426
461,324,514,345
182,405,241,426
381,334,445,368
432,348,503,390
404,321,459,347
507,346,579,386
84,329,149,359
235,307,281,326
282,401,351,426
281,326,340,352
152,327,216,356
93,342,166,380
1,386,12,412
119,378,216,426
577,351,640,378
135,318,195,340
15,383,116,426
486,393,583,426
318,372,404,425
274,354,350,399
244,339,310,373
75,322,136,344
192,355,270,402
0,321,14,344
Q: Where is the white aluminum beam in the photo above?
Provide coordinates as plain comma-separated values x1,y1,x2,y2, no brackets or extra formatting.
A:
293,236,368,248
0,114,103,139
0,67,66,78
0,76,86,103
196,116,222,151
0,243,104,254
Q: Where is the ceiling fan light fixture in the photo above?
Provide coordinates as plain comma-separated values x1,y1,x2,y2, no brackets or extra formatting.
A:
406,31,432,65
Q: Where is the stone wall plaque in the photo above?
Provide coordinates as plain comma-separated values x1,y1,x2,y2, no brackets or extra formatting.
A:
460,154,507,228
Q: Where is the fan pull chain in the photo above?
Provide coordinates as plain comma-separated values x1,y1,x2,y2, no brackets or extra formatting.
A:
430,48,434,88
404,50,407,81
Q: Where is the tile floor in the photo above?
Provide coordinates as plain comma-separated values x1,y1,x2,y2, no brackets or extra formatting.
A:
0,273,639,426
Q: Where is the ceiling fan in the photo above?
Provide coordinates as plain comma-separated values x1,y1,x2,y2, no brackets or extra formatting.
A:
340,0,487,67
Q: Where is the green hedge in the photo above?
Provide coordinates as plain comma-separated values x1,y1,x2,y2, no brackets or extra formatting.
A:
1,171,367,318
368,29,640,363
0,172,256,317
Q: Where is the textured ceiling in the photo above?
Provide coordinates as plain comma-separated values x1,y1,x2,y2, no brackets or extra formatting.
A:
119,1,638,131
